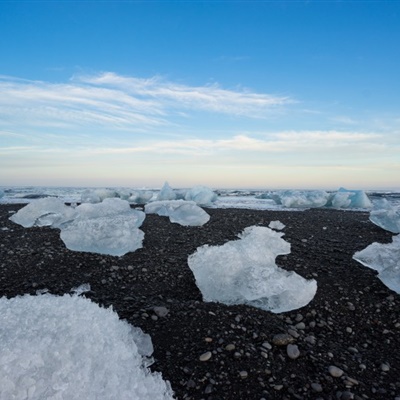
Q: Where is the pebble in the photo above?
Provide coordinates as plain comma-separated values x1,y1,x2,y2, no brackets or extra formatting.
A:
225,344,235,351
381,363,390,372
286,344,300,359
153,306,169,317
329,365,344,378
199,351,212,362
272,333,295,346
311,382,323,392
239,370,248,379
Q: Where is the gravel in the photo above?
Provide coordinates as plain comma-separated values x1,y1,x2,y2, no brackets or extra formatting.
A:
1,204,399,399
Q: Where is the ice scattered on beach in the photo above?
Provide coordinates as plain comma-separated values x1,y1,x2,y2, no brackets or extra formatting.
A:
188,226,317,313
129,190,155,204
185,185,218,206
353,235,400,294
60,198,145,256
369,199,400,234
268,220,286,230
252,188,372,210
145,200,210,226
156,182,177,201
9,197,77,228
0,293,174,400
81,188,118,203
327,188,373,209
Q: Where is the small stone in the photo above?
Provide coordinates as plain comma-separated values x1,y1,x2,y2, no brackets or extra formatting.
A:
153,306,169,317
286,344,300,359
311,382,323,392
204,384,213,394
239,370,248,379
381,363,390,372
225,344,235,351
329,365,344,378
205,337,213,343
341,391,354,400
261,341,272,350
295,322,306,330
272,333,295,346
199,351,212,362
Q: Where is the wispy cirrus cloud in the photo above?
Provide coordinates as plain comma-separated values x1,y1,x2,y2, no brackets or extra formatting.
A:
0,73,293,133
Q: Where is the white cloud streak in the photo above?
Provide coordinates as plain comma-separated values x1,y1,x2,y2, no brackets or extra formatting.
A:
0,73,292,132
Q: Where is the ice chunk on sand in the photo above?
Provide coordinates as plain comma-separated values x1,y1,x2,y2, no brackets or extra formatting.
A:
0,189,4,199
327,188,372,209
60,198,145,256
369,199,400,233
279,190,329,208
9,198,77,228
129,190,154,204
353,235,400,293
185,185,218,206
188,226,317,313
268,220,286,230
0,293,174,400
145,200,210,226
157,182,177,201
81,188,118,204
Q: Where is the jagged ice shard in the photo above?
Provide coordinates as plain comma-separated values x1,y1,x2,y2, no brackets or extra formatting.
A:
188,226,317,313
60,198,145,256
145,200,210,226
353,235,400,294
9,197,77,228
369,199,400,234
184,185,218,206
0,293,174,400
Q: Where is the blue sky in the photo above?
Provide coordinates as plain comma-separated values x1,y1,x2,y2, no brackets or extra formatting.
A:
1,1,399,189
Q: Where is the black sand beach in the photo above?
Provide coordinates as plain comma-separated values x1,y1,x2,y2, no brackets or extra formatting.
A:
1,204,399,400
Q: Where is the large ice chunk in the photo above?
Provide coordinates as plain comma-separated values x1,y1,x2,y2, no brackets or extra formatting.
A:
188,226,317,313
156,182,177,201
9,198,77,228
128,190,154,204
279,190,329,208
185,185,218,206
81,188,118,204
369,199,400,233
0,293,174,400
353,235,400,293
145,200,210,226
60,198,145,256
327,188,372,209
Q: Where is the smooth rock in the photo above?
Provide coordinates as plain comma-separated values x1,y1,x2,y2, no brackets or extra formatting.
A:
272,333,295,346
329,365,344,378
199,351,212,361
287,344,300,359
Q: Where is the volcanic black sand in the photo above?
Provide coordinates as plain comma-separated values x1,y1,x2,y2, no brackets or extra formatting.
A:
1,204,399,400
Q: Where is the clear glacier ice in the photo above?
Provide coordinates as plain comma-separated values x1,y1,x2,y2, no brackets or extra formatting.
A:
184,185,218,206
0,293,174,400
60,198,145,256
327,187,372,209
279,190,329,208
156,182,177,201
187,226,317,313
353,234,400,293
145,200,210,226
369,198,400,233
81,188,118,204
9,197,77,228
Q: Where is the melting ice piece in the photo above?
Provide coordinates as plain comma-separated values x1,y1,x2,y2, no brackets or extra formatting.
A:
327,188,372,209
9,198,77,228
157,182,177,201
369,199,400,233
269,220,286,230
353,235,400,293
188,226,317,313
129,190,154,204
185,185,218,206
0,294,174,400
278,190,329,208
81,188,118,204
60,198,145,256
145,200,210,226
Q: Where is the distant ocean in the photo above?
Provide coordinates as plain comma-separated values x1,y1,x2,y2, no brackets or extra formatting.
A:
1,186,399,210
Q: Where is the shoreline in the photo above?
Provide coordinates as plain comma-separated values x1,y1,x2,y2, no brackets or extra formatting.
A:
1,204,399,399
